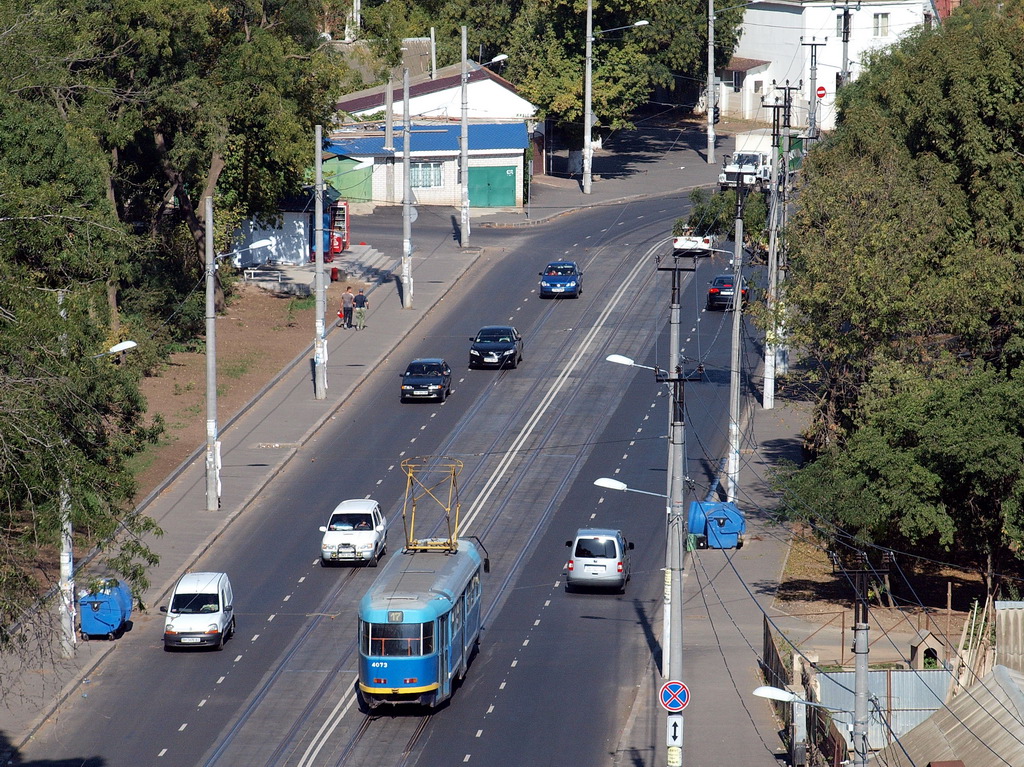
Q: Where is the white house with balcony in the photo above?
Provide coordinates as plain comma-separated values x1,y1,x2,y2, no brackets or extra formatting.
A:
720,0,935,132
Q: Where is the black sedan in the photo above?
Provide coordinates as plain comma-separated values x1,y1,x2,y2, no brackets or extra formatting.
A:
399,358,453,402
706,274,748,311
469,325,524,369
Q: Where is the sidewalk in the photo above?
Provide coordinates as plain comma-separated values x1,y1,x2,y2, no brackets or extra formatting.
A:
1,120,741,758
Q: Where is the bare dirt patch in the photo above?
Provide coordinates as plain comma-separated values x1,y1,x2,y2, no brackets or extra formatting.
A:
773,524,980,646
131,279,363,502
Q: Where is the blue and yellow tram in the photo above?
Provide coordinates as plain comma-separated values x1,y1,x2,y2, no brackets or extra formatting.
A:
357,538,486,709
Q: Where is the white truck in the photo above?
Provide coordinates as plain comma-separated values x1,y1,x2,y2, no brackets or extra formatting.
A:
718,129,774,192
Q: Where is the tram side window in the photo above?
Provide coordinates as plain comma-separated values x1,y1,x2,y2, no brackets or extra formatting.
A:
467,573,481,609
363,621,435,656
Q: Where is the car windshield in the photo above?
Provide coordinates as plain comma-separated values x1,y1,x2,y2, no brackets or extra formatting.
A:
546,265,575,276
575,538,616,558
734,153,761,165
406,363,441,376
328,513,373,531
170,592,219,614
477,330,512,343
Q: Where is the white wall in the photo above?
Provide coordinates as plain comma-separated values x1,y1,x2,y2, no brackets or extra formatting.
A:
237,213,309,267
731,0,927,131
356,80,536,121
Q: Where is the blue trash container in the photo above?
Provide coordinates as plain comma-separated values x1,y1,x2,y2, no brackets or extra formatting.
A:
79,579,133,639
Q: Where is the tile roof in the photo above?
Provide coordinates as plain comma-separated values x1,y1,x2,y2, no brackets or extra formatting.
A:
336,62,521,115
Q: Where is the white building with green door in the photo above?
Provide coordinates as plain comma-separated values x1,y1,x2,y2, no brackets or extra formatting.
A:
325,123,530,209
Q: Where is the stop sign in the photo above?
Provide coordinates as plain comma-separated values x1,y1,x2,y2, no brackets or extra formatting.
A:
816,85,826,99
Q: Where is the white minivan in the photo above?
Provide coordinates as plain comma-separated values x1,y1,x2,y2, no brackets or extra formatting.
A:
565,528,634,593
161,571,235,650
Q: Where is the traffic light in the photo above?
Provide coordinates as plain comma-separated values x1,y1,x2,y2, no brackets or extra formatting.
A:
713,106,721,124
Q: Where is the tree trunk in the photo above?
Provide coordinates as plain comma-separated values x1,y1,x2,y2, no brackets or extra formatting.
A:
153,130,228,311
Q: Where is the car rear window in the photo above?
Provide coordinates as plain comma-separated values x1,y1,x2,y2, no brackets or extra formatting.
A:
575,538,617,558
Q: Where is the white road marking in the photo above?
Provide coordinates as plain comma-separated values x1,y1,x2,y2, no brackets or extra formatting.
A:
388,464,395,471
420,425,427,431
590,512,596,519
178,723,187,732
298,576,305,583
622,453,628,459
251,634,259,641
544,600,551,607
198,699,206,708
376,479,383,485
598,497,604,504
217,676,225,684
487,704,495,714
463,756,471,762
158,749,167,757
500,682,506,690
284,595,291,602
511,660,518,667
295,681,359,767
522,639,529,647
533,620,541,626
234,655,242,662
268,615,275,622
476,730,483,737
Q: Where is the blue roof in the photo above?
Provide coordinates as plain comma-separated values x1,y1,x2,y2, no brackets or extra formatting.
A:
327,123,528,157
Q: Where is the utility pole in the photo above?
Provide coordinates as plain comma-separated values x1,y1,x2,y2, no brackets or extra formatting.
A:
845,554,887,767
460,26,471,247
776,80,799,379
583,0,594,193
706,0,716,164
726,183,745,503
401,68,414,309
801,37,826,139
384,77,395,203
763,81,799,411
204,195,220,512
655,251,702,767
313,124,328,400
833,1,860,89
762,97,783,411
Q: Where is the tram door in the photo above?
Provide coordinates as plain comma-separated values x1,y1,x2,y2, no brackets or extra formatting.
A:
437,616,451,700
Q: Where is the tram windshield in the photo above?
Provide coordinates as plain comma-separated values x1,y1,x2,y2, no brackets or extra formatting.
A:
362,620,435,656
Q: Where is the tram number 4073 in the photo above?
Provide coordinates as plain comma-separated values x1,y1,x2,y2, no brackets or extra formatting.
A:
370,661,389,668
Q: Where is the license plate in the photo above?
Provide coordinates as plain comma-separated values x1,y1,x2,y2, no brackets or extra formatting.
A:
485,356,499,362
413,390,429,396
552,287,565,293
181,637,201,644
585,565,606,574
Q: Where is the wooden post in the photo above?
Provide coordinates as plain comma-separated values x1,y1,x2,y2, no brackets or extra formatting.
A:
946,581,952,664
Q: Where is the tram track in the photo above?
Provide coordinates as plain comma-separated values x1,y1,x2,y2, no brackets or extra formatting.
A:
206,210,689,767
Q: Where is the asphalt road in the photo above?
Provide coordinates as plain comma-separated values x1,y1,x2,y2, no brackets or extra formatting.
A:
18,193,756,767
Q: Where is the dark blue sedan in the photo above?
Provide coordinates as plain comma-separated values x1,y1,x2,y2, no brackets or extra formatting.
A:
538,261,583,298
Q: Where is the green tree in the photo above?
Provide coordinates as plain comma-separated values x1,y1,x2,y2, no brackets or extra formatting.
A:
776,362,1024,601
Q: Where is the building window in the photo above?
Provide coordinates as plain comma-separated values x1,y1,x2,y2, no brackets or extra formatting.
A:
410,161,443,188
873,13,889,36
754,80,763,94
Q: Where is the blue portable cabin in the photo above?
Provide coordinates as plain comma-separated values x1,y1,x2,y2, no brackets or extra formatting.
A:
357,538,485,709
79,579,133,639
688,501,746,549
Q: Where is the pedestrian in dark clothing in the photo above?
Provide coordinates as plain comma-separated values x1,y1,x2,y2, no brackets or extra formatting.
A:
353,289,369,330
340,286,355,328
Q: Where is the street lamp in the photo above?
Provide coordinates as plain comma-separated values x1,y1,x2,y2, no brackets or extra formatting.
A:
203,198,270,513
594,477,667,498
583,4,648,194
59,339,138,657
606,349,688,767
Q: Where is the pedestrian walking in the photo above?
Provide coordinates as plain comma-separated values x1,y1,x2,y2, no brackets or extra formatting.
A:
353,288,369,330
339,286,354,328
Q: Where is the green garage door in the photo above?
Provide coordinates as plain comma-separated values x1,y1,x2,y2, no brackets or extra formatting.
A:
468,166,516,207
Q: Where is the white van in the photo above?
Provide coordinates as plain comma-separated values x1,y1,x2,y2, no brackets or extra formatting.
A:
318,499,387,567
565,528,634,592
161,571,235,650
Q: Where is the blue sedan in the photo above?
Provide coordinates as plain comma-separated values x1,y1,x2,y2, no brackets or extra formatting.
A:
538,261,583,298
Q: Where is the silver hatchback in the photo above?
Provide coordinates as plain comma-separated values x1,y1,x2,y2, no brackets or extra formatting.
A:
565,528,634,592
